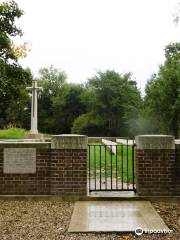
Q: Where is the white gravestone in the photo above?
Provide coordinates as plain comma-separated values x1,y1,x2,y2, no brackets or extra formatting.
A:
116,139,134,145
3,148,36,174
102,139,117,155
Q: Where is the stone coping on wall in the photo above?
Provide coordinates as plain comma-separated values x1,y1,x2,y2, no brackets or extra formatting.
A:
0,134,88,149
0,141,51,148
1,135,179,149
175,139,180,145
135,135,175,149
0,139,47,142
51,134,88,149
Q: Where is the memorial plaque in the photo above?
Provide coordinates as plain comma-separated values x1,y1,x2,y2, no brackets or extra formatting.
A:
4,148,36,174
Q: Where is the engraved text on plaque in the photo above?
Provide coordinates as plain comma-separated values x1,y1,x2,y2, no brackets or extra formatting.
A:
4,148,36,174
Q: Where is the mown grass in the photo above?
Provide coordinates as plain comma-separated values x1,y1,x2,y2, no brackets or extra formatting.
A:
88,142,136,183
0,128,27,139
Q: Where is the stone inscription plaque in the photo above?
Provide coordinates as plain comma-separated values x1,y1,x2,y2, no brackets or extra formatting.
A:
4,148,36,174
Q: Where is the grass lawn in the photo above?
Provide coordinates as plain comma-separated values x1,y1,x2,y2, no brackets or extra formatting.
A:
88,142,136,184
0,128,27,139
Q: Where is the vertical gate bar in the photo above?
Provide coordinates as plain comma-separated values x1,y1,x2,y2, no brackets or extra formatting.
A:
100,145,102,190
116,144,118,189
111,145,112,190
132,144,135,191
105,145,107,190
88,145,91,191
94,145,96,190
121,144,124,190
127,139,129,189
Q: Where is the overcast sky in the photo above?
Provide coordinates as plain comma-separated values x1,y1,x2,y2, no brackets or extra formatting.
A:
14,0,180,93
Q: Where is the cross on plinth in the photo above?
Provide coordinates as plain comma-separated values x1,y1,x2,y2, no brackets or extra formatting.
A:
26,79,43,136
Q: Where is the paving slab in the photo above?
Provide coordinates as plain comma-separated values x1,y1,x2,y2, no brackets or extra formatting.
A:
68,201,169,232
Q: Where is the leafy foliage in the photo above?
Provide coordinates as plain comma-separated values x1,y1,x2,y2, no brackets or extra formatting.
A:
71,112,103,136
2,2,180,138
0,0,23,62
52,83,87,134
0,0,32,128
37,66,67,133
71,70,142,136
144,43,180,137
37,66,87,134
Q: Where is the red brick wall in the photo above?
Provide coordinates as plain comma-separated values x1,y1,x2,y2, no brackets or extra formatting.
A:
175,146,180,195
0,147,87,196
175,148,180,177
0,148,51,195
136,148,180,196
50,149,87,196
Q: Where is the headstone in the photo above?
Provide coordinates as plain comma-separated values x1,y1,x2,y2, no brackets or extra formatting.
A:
3,148,36,173
102,139,117,155
116,139,134,145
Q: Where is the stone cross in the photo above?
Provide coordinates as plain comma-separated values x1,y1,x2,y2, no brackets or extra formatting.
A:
26,80,43,135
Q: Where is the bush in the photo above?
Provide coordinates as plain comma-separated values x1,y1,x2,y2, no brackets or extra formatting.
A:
71,113,104,136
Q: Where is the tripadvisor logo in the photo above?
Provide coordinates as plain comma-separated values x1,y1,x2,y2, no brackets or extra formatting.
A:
135,227,143,236
135,227,173,236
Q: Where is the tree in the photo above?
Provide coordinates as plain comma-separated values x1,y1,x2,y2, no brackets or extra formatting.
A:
0,0,32,128
38,66,67,96
71,112,103,136
52,83,87,134
73,70,142,136
144,42,180,137
36,66,67,133
0,0,28,62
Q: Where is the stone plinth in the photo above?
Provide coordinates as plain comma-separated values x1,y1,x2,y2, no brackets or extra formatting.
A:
27,133,44,140
51,134,88,149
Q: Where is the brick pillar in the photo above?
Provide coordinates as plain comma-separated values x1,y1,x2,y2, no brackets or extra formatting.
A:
175,144,180,177
51,134,87,196
135,135,176,196
175,144,180,195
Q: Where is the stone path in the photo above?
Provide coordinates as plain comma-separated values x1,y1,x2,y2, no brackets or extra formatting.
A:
68,201,170,232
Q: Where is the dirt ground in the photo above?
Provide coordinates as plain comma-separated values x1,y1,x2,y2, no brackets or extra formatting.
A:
0,200,179,240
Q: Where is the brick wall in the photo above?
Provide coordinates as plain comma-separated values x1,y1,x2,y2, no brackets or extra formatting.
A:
136,149,179,196
175,145,180,177
0,146,51,195
136,135,180,196
0,135,87,196
50,149,87,196
175,145,180,195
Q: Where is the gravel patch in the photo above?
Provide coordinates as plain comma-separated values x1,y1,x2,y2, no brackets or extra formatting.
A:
0,200,179,240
